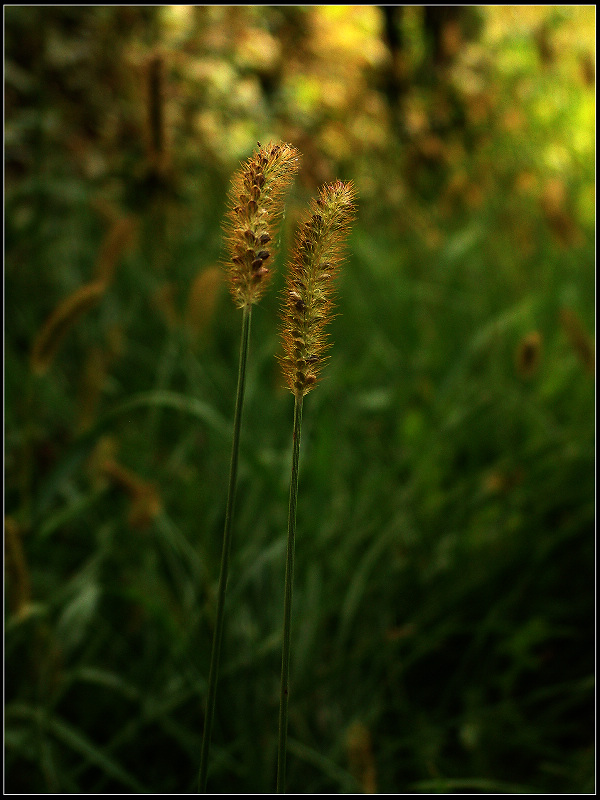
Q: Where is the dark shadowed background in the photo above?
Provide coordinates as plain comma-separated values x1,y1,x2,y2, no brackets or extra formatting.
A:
5,6,595,794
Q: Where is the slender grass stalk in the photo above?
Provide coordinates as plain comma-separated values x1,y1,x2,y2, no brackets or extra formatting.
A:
276,392,303,794
198,142,299,792
276,181,356,793
199,303,251,792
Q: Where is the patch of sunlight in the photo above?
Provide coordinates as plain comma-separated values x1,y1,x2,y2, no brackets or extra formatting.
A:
319,78,350,112
160,5,195,44
315,6,386,67
543,143,571,172
554,5,597,53
224,120,257,162
532,88,569,126
320,5,354,22
188,57,237,100
320,123,352,161
230,76,264,115
577,184,595,229
484,5,595,65
483,6,557,43
287,74,323,115
235,27,281,72
571,94,596,157
195,109,221,144
495,38,538,76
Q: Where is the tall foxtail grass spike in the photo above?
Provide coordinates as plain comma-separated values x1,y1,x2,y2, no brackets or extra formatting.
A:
224,142,300,309
199,140,300,793
280,180,356,397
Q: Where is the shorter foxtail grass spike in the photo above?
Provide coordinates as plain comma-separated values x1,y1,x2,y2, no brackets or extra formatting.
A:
224,142,300,309
280,180,356,397
276,179,355,794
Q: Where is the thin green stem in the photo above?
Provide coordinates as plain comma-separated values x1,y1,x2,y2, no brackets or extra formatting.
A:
199,304,252,793
277,392,304,794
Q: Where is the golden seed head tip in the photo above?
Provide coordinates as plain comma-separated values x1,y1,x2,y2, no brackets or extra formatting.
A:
224,141,300,309
280,179,356,397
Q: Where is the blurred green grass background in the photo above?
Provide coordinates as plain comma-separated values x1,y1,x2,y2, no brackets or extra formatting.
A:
4,6,595,794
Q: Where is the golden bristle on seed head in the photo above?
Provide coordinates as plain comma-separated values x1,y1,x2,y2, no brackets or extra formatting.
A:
280,180,356,398
224,141,300,309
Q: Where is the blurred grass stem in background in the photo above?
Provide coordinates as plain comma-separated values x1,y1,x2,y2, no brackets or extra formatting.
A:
198,304,251,793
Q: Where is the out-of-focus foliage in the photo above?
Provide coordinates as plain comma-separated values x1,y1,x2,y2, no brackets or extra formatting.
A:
4,5,595,794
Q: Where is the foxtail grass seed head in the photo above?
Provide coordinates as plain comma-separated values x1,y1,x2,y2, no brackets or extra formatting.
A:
280,180,356,397
224,141,300,308
100,458,163,530
559,307,595,375
30,281,107,375
93,215,137,284
5,517,32,620
77,345,107,432
515,330,542,379
346,721,378,795
186,265,223,339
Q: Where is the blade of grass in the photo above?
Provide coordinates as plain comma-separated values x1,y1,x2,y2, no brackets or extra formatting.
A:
33,389,229,523
6,704,146,792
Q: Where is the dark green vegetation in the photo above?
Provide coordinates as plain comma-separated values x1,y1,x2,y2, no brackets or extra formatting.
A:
5,6,595,794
